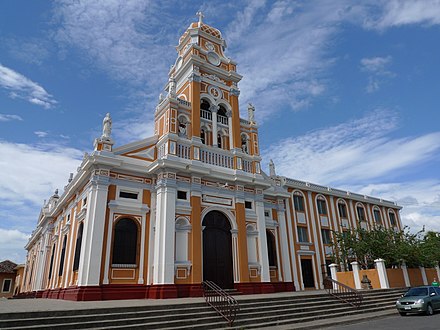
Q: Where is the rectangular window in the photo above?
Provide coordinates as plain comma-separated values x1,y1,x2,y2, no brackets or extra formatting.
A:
389,212,396,226
338,203,347,218
67,214,70,222
245,201,252,209
177,190,187,200
82,197,87,207
297,226,309,243
317,199,327,215
356,206,366,221
2,279,12,293
293,195,305,212
321,229,331,245
119,191,138,200
264,210,270,217
373,209,381,224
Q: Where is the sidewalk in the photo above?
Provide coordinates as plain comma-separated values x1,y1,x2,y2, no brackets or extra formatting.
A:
0,290,327,314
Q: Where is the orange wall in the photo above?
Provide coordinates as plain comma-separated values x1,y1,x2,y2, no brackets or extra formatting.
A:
359,269,380,289
407,268,424,286
425,268,438,284
387,268,406,288
0,273,15,298
336,271,355,288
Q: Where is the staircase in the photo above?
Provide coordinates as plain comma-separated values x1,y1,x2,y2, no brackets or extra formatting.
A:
0,288,406,329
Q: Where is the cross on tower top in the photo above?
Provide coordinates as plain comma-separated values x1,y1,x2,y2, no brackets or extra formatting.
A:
196,11,204,26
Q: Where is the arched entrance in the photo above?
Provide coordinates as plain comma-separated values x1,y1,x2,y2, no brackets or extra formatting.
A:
202,210,234,289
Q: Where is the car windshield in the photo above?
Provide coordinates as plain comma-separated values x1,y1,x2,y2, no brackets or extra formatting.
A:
404,287,428,297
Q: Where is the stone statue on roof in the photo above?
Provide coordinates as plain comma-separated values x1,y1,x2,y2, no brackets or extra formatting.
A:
269,159,276,177
102,113,112,139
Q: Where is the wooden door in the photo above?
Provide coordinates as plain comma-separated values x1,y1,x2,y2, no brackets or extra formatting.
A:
203,211,234,289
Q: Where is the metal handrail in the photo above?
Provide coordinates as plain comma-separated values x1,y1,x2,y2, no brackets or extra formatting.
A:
323,276,363,308
201,281,239,326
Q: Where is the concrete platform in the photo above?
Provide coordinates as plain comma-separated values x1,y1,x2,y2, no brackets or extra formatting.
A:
0,290,327,314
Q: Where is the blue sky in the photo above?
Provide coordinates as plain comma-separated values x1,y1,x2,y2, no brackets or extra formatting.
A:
1,0,439,263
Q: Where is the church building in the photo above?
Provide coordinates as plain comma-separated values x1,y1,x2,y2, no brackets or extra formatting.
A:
20,15,402,301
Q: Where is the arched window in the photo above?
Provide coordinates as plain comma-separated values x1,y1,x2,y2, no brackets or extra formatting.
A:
317,197,327,215
48,244,56,280
201,129,206,144
218,105,227,117
373,207,382,224
201,99,210,111
217,133,222,148
241,133,249,154
72,223,84,271
58,235,67,276
266,230,277,267
356,204,366,221
389,211,397,226
112,218,138,265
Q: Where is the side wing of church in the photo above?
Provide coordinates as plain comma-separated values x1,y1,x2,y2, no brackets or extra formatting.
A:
20,16,402,300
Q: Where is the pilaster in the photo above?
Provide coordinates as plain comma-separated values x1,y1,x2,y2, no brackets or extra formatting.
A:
77,175,110,286
255,200,270,282
277,200,292,282
153,172,177,284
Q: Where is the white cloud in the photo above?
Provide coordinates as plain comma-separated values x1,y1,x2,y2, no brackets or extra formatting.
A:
0,64,57,109
34,131,49,138
364,0,440,30
0,114,22,122
360,56,394,93
361,56,392,73
352,180,440,233
0,228,30,263
0,141,82,207
262,110,440,186
53,0,176,87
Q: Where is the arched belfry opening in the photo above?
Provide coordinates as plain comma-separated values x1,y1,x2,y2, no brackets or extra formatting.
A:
202,210,234,289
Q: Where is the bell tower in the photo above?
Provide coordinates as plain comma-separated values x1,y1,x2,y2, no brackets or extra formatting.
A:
154,13,261,174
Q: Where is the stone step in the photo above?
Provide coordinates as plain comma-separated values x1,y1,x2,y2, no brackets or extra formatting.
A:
0,288,406,330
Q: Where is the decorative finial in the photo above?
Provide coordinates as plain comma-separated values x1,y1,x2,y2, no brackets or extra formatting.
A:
102,113,112,140
168,75,176,98
196,11,204,26
247,103,255,124
54,189,59,196
269,159,276,177
68,173,73,183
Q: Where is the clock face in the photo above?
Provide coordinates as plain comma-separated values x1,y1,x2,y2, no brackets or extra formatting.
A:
207,52,220,66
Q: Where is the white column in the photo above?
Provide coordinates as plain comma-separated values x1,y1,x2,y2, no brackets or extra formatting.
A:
273,227,282,281
329,263,338,289
307,191,323,289
329,196,339,233
351,261,361,289
277,201,292,282
210,105,218,147
102,209,114,285
77,178,109,286
420,266,428,285
435,265,440,282
34,231,50,291
381,206,390,229
348,200,358,230
153,178,176,284
374,258,389,289
366,204,373,228
147,193,157,285
231,230,240,283
51,233,62,288
255,200,270,282
285,197,300,290
227,110,233,150
138,214,146,284
401,262,411,287
64,212,76,288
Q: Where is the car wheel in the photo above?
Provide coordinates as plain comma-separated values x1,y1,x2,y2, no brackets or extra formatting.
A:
399,312,407,316
426,304,433,316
